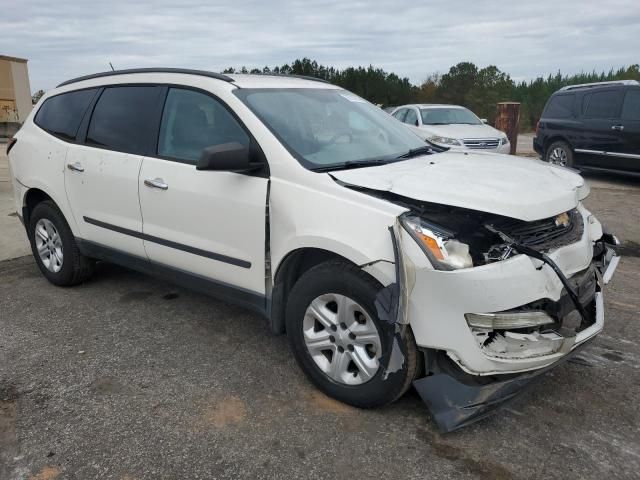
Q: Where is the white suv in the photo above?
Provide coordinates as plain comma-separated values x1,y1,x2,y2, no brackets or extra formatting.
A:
7,69,619,431
391,104,511,153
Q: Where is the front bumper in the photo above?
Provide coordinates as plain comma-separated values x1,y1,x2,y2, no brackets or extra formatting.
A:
413,338,594,432
406,207,617,375
533,136,544,157
405,220,619,431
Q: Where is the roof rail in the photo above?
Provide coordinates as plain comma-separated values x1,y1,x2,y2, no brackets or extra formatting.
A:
229,72,330,84
57,68,234,88
559,80,639,91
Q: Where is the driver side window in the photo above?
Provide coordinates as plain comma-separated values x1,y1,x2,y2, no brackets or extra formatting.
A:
158,88,249,164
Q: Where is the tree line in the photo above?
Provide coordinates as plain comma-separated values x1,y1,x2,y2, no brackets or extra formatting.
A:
223,59,640,131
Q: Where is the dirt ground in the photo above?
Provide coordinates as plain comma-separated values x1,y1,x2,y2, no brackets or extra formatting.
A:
1,150,639,478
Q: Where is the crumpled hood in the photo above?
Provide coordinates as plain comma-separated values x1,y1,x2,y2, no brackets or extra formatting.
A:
419,123,504,139
331,151,588,221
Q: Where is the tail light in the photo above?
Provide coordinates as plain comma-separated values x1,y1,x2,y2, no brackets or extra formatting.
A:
535,121,540,136
6,137,17,155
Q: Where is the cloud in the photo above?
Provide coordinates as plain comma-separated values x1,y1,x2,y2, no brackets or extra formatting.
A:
2,0,639,92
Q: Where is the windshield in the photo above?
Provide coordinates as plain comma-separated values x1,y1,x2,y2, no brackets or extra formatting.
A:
420,107,482,125
234,88,427,170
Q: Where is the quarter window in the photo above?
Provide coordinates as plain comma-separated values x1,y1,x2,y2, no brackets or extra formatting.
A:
404,109,418,125
393,109,407,122
34,89,98,141
582,91,622,118
86,86,162,155
157,88,249,163
621,90,640,121
544,94,575,119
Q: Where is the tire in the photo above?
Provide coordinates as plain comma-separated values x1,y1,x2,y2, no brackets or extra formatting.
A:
28,200,94,286
286,260,419,408
545,141,574,167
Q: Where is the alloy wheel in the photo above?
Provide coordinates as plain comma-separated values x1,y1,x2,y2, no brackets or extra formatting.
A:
302,293,382,385
549,146,568,166
35,218,64,273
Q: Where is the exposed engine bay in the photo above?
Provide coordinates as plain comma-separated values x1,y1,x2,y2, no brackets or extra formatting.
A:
382,190,584,266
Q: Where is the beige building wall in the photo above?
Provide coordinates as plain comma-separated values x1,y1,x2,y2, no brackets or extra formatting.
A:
0,55,32,123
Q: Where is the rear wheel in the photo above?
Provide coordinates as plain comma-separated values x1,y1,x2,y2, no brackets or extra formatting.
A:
28,200,94,286
545,141,574,167
286,260,418,408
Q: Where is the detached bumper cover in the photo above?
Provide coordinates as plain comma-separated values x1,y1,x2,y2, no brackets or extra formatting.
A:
414,297,600,433
413,237,618,433
414,351,583,433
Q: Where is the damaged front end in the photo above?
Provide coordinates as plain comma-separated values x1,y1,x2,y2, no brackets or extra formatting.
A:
378,194,620,432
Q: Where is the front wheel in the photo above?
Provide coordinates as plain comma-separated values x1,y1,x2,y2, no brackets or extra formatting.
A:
286,260,418,408
545,141,574,167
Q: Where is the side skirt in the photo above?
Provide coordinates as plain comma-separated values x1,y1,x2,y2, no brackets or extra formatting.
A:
76,239,268,317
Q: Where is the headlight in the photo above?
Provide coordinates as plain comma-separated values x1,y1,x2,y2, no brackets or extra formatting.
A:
500,136,509,146
401,215,473,270
427,135,463,147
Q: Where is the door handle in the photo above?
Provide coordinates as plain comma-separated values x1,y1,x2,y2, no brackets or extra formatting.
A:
144,178,168,190
611,125,625,131
67,162,84,172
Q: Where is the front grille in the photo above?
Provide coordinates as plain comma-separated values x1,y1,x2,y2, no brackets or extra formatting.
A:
462,138,500,149
491,208,584,251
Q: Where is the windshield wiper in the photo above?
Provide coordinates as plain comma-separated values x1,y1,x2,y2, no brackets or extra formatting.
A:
396,145,441,159
312,158,391,172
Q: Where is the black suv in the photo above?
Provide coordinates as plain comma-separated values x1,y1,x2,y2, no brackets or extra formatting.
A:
534,80,640,175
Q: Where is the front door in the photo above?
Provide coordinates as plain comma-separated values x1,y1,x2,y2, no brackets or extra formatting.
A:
65,85,164,258
138,87,269,296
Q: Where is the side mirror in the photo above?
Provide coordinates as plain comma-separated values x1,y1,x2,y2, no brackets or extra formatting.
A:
196,142,258,172
414,119,419,126
480,118,488,124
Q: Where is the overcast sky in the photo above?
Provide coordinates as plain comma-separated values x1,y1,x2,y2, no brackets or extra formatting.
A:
2,0,639,93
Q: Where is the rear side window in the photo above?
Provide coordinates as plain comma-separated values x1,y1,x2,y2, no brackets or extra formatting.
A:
544,94,575,119
157,88,249,163
393,109,407,122
404,109,418,125
34,89,98,141
86,86,162,155
582,91,622,118
621,90,640,121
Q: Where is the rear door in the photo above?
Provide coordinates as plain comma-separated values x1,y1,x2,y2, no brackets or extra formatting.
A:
65,85,163,257
138,87,269,296
575,88,624,169
614,87,640,172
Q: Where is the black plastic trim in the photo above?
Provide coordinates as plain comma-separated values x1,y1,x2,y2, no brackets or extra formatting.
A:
76,239,265,315
57,68,234,88
82,216,251,269
413,343,588,433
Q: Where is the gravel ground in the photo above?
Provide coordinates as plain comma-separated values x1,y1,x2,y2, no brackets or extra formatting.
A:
1,169,639,480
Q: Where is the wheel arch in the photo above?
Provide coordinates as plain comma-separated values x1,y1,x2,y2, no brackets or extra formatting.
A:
22,188,56,230
544,135,573,154
268,247,390,335
21,185,80,236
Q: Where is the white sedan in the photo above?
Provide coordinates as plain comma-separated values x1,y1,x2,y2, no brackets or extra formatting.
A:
391,104,511,154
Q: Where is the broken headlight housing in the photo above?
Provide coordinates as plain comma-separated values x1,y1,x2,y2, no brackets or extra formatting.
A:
401,215,473,270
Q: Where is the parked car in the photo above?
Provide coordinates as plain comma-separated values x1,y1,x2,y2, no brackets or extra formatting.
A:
534,80,640,174
7,69,619,431
390,104,511,153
